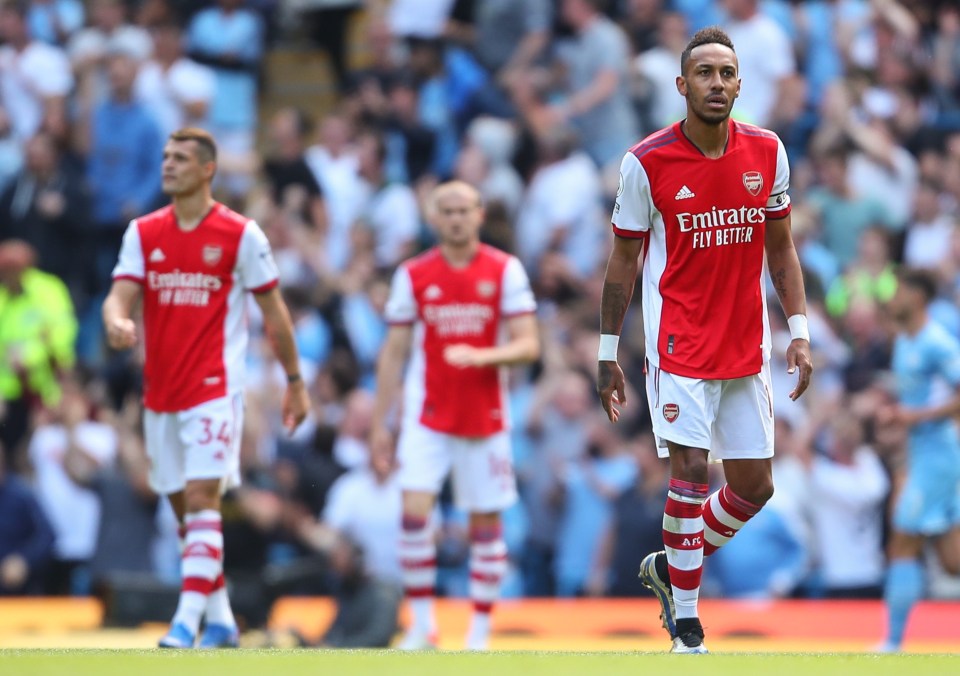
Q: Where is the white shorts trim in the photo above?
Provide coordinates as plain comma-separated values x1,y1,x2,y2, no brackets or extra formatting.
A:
143,393,244,495
646,361,775,460
396,419,518,513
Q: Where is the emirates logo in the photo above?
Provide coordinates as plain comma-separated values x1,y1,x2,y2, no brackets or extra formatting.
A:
663,403,680,423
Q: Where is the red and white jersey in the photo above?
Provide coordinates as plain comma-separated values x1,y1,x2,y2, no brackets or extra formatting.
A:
385,244,537,437
612,119,791,380
112,203,279,412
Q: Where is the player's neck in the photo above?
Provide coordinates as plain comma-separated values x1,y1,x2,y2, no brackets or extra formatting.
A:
440,240,480,268
173,191,216,231
681,118,729,159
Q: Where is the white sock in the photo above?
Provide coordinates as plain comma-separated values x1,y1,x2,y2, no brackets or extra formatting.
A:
409,597,435,635
466,611,491,649
205,581,236,628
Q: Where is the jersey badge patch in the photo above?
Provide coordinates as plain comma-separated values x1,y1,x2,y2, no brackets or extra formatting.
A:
202,245,222,266
743,171,763,196
663,403,680,423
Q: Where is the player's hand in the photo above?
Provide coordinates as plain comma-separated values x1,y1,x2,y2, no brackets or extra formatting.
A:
281,380,310,434
443,344,486,368
785,338,813,401
106,317,137,350
597,360,627,423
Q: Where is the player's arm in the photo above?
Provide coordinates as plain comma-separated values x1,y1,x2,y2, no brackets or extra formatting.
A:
370,324,413,461
102,279,142,350
597,234,644,423
765,212,813,400
253,287,310,433
443,313,540,368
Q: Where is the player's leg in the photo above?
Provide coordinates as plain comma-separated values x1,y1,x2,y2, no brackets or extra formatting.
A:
882,529,925,651
398,490,439,648
395,421,450,649
933,526,960,576
641,365,713,653
161,396,240,648
706,458,773,555
453,431,516,650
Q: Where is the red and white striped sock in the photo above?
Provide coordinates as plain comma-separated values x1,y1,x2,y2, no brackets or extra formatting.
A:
468,524,508,648
400,514,436,636
171,510,223,635
663,478,708,620
702,484,762,556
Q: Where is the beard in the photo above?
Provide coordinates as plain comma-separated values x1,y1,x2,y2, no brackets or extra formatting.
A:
688,95,733,125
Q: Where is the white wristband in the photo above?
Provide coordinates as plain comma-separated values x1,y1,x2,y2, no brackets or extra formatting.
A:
598,334,620,361
787,314,809,342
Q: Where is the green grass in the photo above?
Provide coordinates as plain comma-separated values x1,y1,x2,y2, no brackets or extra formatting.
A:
1,650,958,676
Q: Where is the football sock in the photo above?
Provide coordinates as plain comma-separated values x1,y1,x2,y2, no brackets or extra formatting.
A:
884,558,923,647
467,523,508,648
400,513,436,636
663,478,708,620
702,484,761,556
171,510,223,635
205,575,236,628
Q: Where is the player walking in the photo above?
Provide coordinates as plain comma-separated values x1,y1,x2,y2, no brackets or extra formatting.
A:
371,181,539,650
877,269,960,652
596,27,812,653
103,128,310,648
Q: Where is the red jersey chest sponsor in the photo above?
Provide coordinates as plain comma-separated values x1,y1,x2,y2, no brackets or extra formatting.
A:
408,245,508,437
138,204,245,411
639,122,779,378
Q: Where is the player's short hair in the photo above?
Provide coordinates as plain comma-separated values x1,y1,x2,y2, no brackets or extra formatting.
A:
427,180,483,216
168,127,217,164
898,268,938,303
680,26,736,75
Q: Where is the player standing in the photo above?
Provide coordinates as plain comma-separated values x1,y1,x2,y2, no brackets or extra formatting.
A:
596,27,812,653
371,181,539,650
102,128,309,648
876,269,960,652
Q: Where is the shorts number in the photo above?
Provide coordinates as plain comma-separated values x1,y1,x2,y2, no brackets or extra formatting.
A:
199,417,232,446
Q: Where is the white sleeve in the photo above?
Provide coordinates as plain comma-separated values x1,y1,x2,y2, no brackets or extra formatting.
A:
112,221,145,282
171,61,216,104
501,256,537,317
611,152,653,237
384,265,417,325
236,220,280,292
766,136,792,219
27,47,74,96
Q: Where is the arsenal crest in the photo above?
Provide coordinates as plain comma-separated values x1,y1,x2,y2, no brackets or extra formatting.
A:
663,403,680,423
742,171,763,196
202,245,222,266
477,280,496,297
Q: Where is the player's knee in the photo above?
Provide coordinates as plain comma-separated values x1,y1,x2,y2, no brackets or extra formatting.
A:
732,479,774,507
182,480,220,512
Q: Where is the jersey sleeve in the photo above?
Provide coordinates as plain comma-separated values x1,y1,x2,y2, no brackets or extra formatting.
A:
933,332,960,388
766,136,792,220
112,220,144,283
384,265,417,325
611,152,653,238
237,220,280,293
501,256,537,317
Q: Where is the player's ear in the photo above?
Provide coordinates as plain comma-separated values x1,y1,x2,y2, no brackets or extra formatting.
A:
676,75,687,97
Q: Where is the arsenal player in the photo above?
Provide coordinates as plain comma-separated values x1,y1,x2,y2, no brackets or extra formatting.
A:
371,180,539,650
103,128,309,648
596,27,812,653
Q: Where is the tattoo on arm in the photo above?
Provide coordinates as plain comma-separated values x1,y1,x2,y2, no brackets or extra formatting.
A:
601,282,631,334
773,268,788,303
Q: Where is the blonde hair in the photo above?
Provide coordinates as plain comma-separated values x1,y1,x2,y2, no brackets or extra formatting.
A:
427,180,483,217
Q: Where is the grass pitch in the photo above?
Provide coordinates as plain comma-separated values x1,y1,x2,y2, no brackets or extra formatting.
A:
1,650,958,676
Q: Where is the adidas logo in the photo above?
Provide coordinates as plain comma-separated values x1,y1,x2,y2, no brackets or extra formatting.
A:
675,185,695,200
149,248,166,262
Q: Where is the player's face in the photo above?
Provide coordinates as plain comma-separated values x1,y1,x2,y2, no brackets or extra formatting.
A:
431,190,484,247
678,44,740,125
161,140,213,197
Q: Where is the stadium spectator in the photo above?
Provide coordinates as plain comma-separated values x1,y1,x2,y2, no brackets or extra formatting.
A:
29,374,117,596
263,108,328,236
186,0,265,198
551,0,638,168
134,20,215,139
0,442,55,595
0,1,73,144
26,0,84,46
0,131,89,298
0,240,77,461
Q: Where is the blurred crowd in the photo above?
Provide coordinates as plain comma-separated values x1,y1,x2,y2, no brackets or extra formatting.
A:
2,0,960,636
